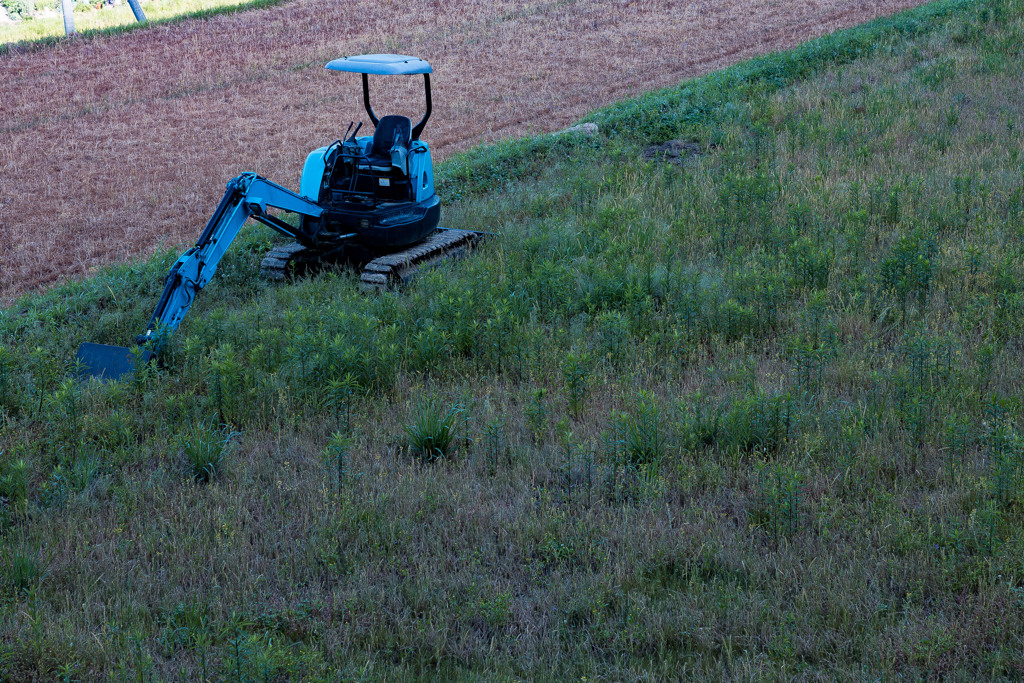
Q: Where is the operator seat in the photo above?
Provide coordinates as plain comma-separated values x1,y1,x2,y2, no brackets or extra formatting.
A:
367,115,412,175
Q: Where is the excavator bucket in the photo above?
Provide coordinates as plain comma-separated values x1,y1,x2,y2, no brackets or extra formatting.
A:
75,343,153,382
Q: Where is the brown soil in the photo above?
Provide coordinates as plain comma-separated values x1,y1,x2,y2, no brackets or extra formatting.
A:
0,0,928,301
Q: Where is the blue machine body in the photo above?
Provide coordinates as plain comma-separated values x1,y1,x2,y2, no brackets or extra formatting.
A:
297,53,440,250
298,148,328,201
77,55,443,380
301,137,435,204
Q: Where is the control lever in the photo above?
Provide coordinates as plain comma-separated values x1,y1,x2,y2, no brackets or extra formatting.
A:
347,121,363,142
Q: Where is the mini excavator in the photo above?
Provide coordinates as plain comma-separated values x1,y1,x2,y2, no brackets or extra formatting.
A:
76,54,480,380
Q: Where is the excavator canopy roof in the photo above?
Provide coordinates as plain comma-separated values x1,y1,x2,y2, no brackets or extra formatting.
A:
325,54,433,76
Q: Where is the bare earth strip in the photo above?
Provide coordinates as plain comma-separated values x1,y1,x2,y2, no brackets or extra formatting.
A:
0,0,928,301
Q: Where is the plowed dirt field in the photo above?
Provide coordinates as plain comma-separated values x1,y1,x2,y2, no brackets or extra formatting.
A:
1,0,927,300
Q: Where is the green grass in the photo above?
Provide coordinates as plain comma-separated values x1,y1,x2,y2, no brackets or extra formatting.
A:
3,0,1024,678
0,0,287,52
404,400,464,462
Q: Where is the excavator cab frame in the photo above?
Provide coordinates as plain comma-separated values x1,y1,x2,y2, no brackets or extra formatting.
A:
324,54,433,141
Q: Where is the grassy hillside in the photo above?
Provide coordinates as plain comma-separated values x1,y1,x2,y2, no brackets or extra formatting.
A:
3,0,1024,678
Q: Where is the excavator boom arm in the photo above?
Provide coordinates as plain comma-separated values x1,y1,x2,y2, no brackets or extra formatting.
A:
141,173,323,343
76,173,323,381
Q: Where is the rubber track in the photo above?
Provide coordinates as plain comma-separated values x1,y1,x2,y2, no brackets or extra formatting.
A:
259,242,309,281
258,229,482,287
359,229,481,291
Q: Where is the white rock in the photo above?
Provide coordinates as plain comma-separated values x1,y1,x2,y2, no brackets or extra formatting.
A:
556,122,599,136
